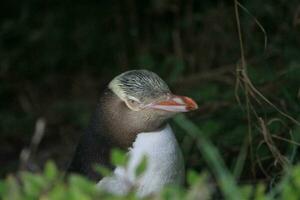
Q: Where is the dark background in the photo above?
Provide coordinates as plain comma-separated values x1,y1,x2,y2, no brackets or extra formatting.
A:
1,0,300,186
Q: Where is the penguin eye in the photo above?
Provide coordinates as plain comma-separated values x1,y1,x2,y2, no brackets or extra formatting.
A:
128,99,137,104
127,96,141,103
125,96,142,111
127,99,140,107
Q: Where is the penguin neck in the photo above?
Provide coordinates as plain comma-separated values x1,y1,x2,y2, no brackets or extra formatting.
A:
99,89,167,149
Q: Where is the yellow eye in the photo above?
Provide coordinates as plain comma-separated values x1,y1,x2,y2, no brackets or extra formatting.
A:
129,99,136,104
128,99,140,107
125,98,141,111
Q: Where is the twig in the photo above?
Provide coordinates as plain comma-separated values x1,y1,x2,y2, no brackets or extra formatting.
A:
234,0,300,180
272,135,300,146
236,1,268,51
258,118,289,168
234,0,257,178
19,118,46,171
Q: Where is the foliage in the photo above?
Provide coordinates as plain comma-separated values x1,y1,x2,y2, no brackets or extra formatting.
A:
1,156,300,199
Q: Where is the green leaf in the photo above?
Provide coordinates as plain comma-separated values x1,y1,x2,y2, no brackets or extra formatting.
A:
111,148,128,166
44,160,58,181
3,176,21,200
240,185,252,200
186,172,211,200
0,180,6,197
48,183,67,200
21,172,47,198
173,114,242,200
68,174,96,200
160,185,185,200
93,165,112,177
187,170,200,185
67,189,91,200
69,174,95,195
135,155,148,177
254,184,266,200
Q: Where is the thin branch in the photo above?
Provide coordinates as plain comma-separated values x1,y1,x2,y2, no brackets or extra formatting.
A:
237,1,268,51
19,118,46,171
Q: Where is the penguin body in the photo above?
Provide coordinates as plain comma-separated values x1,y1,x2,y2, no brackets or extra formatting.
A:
98,124,184,197
68,70,198,197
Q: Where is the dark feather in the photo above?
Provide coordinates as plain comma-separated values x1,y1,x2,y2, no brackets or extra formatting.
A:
68,89,114,181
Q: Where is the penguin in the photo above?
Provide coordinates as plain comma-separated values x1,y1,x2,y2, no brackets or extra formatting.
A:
68,70,198,197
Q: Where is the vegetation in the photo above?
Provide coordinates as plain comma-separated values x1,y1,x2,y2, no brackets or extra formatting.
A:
1,0,300,199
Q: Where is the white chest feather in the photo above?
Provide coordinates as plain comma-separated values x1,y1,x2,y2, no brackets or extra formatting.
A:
97,124,185,197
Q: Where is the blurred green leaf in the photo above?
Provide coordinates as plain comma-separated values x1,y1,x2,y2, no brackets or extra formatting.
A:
2,176,22,200
68,174,96,200
44,160,58,181
254,184,266,200
21,172,47,199
69,174,95,195
111,149,128,167
187,170,200,186
67,189,91,200
135,155,148,177
48,183,67,200
240,185,252,200
173,114,242,200
0,181,5,197
233,138,248,179
160,185,185,200
94,165,112,177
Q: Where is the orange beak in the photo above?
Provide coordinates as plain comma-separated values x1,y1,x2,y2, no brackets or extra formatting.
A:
144,95,198,112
